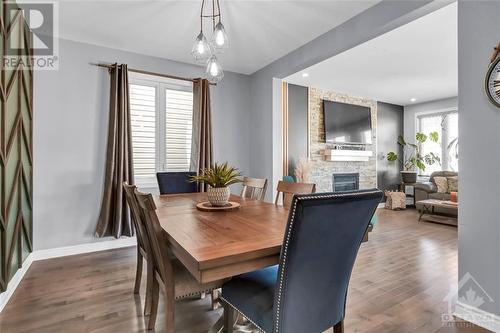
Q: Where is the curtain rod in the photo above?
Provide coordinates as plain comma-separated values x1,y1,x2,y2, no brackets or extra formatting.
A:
93,63,216,85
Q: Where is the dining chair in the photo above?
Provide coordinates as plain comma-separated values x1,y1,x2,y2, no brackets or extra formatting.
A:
134,188,226,332
220,189,383,333
274,180,316,209
156,171,198,194
240,177,268,201
123,182,153,316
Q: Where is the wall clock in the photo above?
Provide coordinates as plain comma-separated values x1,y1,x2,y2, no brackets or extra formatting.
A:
485,43,500,108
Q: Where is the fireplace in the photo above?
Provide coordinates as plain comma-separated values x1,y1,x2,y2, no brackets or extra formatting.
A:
332,172,359,192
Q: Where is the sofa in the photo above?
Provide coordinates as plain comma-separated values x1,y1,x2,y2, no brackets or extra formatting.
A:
414,171,458,216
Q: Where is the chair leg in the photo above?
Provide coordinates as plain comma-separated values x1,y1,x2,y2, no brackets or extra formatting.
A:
147,279,159,330
333,321,344,333
165,285,175,333
134,248,143,294
144,257,153,316
223,302,235,333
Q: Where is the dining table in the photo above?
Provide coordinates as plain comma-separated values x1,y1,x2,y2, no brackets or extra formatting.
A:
153,192,373,332
154,193,289,285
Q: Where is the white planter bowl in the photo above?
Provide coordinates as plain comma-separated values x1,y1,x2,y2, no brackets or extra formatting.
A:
207,187,231,206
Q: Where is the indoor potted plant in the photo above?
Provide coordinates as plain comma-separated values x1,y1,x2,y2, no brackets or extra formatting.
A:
190,162,242,206
386,132,440,183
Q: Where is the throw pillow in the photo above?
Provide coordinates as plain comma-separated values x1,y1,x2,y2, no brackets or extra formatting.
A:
447,176,458,192
434,176,448,193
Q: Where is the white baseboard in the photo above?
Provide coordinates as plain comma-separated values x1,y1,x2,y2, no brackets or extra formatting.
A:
377,203,385,209
0,237,137,313
33,237,137,261
0,253,34,313
454,301,500,333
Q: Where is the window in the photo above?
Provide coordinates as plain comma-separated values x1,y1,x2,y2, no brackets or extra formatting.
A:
129,73,194,188
417,111,458,175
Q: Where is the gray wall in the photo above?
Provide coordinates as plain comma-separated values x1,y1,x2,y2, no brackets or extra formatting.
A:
458,0,500,316
33,39,251,250
248,0,451,201
287,84,309,177
377,102,404,192
403,96,458,143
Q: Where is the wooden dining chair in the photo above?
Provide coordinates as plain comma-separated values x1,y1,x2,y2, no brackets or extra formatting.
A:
123,182,154,316
274,180,316,209
220,189,384,333
240,177,268,201
134,189,226,332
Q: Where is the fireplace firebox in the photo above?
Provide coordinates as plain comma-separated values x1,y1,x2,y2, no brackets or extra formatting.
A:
332,172,359,192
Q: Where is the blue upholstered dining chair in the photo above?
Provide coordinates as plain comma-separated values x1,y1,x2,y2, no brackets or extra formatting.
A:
156,172,198,194
220,189,383,333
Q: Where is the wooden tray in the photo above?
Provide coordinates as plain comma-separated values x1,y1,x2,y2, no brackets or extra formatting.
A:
196,201,241,212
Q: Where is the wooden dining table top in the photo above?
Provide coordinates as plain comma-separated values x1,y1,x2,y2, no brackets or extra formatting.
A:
154,193,290,283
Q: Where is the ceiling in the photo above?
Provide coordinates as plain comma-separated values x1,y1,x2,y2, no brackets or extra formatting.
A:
285,2,458,106
54,0,379,74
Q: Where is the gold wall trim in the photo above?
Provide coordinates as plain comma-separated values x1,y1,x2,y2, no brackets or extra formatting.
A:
281,82,288,177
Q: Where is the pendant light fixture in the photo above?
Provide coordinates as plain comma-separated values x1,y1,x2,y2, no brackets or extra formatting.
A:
191,0,229,83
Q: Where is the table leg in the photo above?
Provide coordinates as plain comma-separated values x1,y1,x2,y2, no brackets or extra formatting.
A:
419,205,430,222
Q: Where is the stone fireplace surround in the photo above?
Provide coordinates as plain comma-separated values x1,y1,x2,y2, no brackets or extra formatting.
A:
308,87,377,192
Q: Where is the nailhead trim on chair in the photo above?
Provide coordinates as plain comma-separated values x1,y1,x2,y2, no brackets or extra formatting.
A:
273,190,381,333
175,287,220,300
220,296,266,332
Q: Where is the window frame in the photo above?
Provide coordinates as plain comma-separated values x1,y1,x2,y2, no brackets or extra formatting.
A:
129,72,194,189
416,108,458,175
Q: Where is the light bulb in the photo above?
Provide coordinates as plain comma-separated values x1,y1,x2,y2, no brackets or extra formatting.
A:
210,62,219,76
191,32,211,62
206,55,224,83
211,22,229,52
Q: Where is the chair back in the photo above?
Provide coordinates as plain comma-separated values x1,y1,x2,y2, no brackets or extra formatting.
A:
240,177,268,201
134,189,174,286
274,181,316,209
123,182,150,253
156,172,198,195
273,189,383,333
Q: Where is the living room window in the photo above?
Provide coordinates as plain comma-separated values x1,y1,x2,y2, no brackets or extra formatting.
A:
418,111,458,175
129,73,193,188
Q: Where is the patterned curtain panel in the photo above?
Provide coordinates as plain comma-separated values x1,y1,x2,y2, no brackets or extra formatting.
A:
95,64,134,238
0,2,34,292
190,79,213,192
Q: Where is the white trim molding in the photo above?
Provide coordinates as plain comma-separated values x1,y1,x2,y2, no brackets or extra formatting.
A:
455,301,500,333
0,237,137,313
33,237,137,261
0,253,34,313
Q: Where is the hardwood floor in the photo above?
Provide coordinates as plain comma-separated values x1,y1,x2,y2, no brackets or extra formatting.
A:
0,209,491,333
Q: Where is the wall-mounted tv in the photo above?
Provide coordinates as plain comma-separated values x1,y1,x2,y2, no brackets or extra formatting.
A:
323,100,372,144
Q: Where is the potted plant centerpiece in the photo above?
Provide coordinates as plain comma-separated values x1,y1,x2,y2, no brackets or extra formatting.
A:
191,162,242,206
386,132,441,183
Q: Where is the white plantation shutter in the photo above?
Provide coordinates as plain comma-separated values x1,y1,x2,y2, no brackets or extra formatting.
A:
165,89,193,171
129,73,194,189
130,83,157,188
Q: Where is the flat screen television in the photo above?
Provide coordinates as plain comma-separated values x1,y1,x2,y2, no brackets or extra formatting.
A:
323,100,372,144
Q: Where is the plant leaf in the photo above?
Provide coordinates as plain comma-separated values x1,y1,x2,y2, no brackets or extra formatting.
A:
429,131,439,142
386,152,398,161
397,135,406,146
190,162,242,188
416,132,427,143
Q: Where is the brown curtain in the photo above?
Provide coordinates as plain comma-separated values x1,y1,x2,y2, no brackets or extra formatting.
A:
190,78,213,192
95,64,134,238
